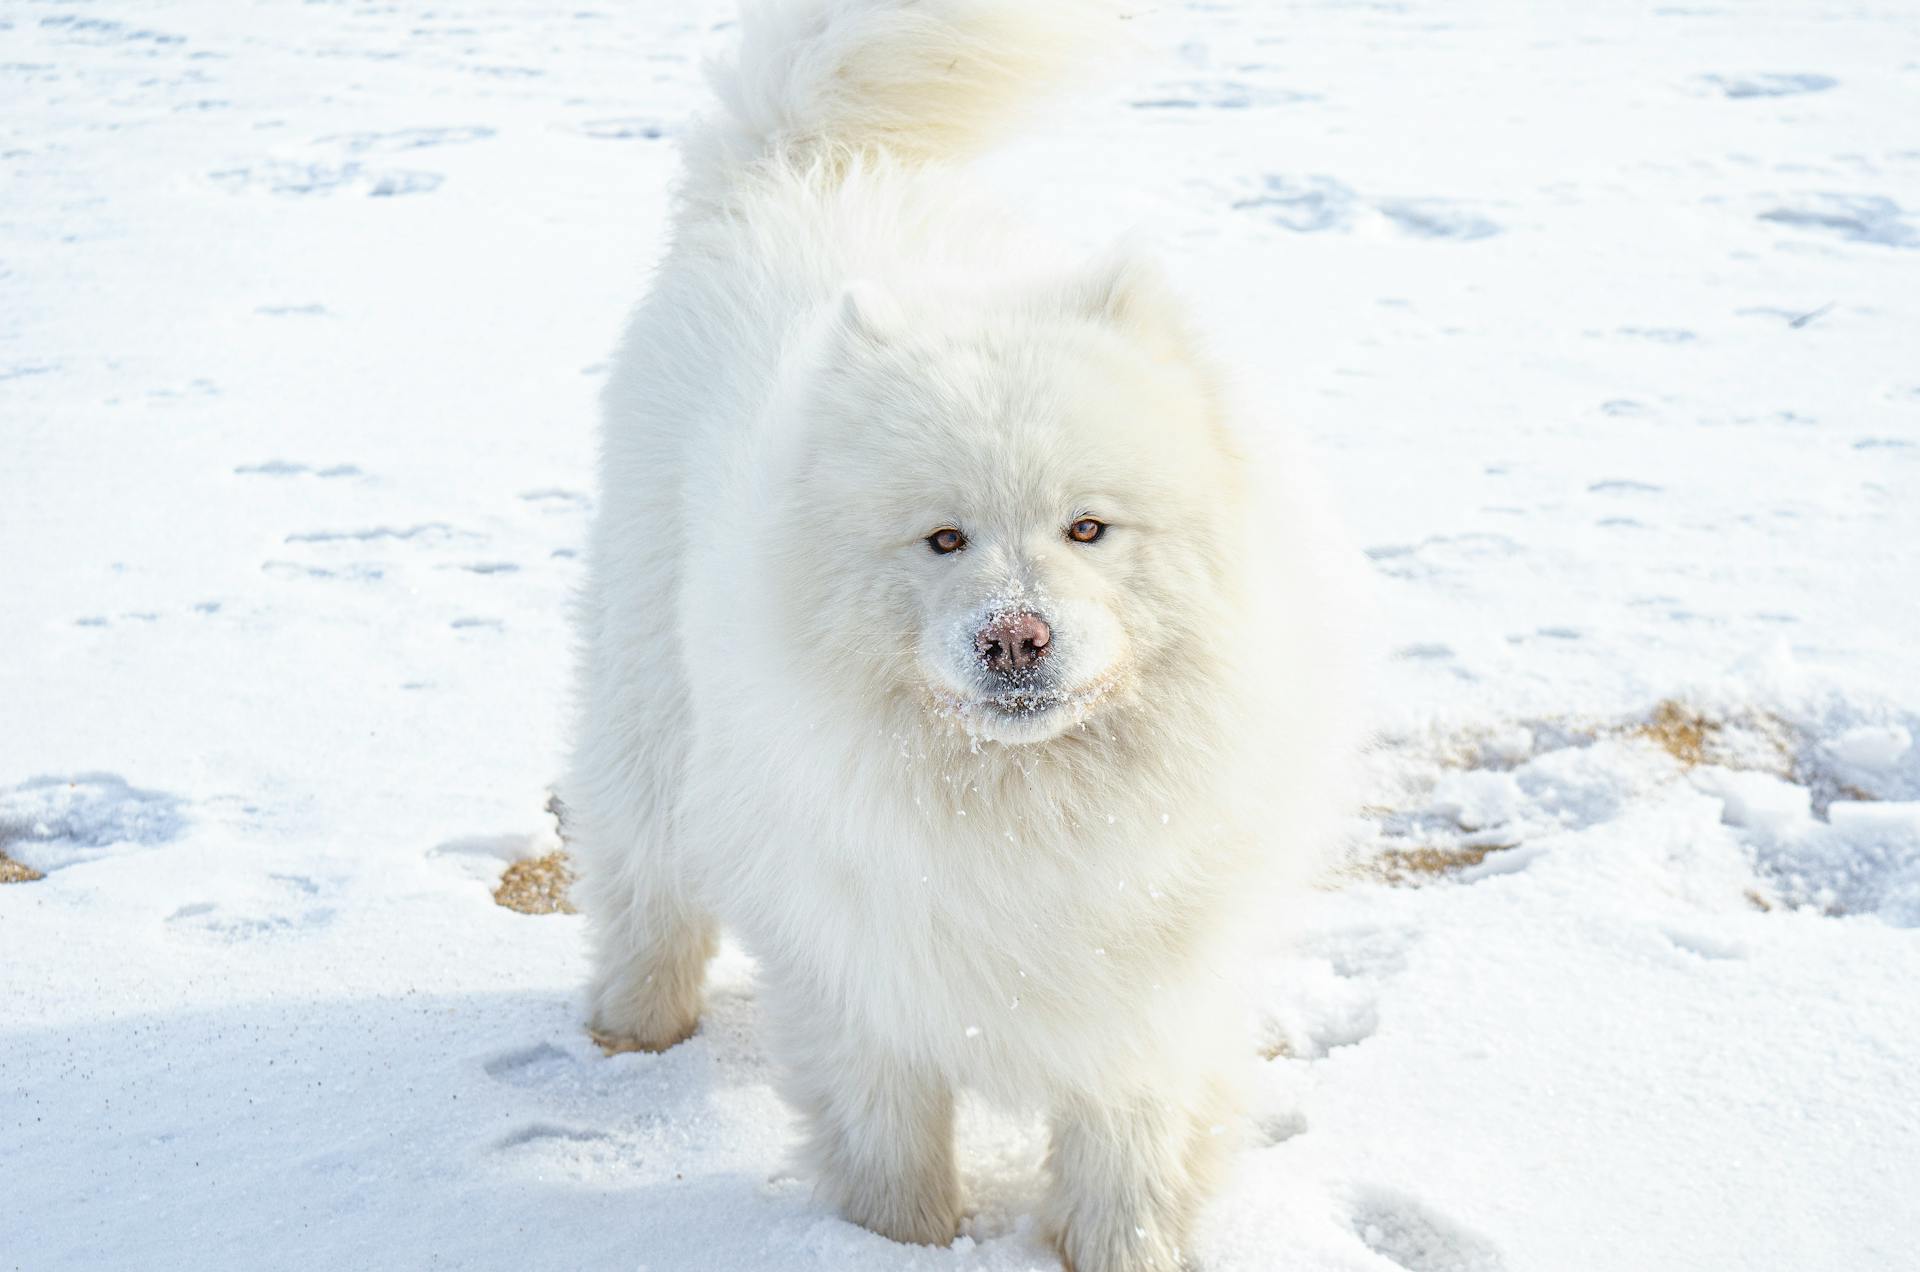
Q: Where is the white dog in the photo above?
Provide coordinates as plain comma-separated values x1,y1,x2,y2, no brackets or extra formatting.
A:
567,3,1355,1268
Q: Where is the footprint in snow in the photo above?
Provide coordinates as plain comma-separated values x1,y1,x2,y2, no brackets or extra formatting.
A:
519,487,590,509
234,460,363,478
1614,326,1696,344
1364,533,1524,582
261,560,384,583
146,378,219,403
465,64,545,81
165,903,335,941
1735,303,1835,329
494,1123,611,1151
1130,79,1319,110
38,14,186,47
575,117,670,141
1232,176,1502,240
1348,1187,1508,1272
1375,199,1501,242
489,1123,629,1183
165,874,335,942
1759,195,1917,249
1702,72,1836,98
284,523,470,545
485,1042,576,1088
1232,175,1355,233
208,161,442,199
0,774,185,874
320,125,495,154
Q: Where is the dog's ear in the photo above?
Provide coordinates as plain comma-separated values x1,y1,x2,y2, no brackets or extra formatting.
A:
1069,251,1193,354
836,280,904,345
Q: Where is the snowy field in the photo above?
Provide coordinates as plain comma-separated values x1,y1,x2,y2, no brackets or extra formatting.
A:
4,1,1919,1269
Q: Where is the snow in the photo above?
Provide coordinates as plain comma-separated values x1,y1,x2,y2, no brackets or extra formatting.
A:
1825,724,1913,772
3,2,1917,1270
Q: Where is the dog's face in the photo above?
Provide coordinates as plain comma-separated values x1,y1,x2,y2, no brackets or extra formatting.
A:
772,260,1246,745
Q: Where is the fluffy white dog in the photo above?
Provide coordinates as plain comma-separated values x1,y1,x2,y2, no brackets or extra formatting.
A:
567,3,1355,1268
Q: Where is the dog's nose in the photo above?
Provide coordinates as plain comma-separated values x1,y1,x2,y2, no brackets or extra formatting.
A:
975,612,1052,676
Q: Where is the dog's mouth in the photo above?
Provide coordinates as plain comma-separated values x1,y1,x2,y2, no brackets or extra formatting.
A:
928,671,1122,741
979,684,1068,716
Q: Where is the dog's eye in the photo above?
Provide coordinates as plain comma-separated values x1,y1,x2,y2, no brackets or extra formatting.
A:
927,527,967,555
1067,518,1107,544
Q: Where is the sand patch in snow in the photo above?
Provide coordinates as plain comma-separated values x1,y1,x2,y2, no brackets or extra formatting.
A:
1630,699,1794,775
1350,696,1902,888
492,850,576,915
1362,839,1521,884
0,851,45,884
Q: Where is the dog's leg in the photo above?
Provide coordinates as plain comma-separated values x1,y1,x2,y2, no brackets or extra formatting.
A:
771,985,962,1246
803,1055,961,1246
573,785,714,1052
570,580,712,1052
584,886,715,1053
1046,1081,1231,1272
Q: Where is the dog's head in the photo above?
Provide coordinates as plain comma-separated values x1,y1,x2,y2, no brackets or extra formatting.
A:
768,256,1247,745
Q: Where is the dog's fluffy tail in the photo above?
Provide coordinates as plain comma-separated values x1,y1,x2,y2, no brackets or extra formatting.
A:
688,0,1116,188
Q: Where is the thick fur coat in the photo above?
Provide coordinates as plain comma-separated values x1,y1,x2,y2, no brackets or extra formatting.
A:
567,4,1356,1268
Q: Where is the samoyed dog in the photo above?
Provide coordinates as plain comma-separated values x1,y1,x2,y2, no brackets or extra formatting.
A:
567,2,1357,1267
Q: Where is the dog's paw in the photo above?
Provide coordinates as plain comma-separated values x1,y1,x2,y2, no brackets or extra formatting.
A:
840,1183,963,1249
585,956,708,1055
1054,1218,1189,1272
587,1017,697,1055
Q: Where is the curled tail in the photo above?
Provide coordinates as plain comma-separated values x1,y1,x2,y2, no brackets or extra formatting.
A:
688,0,1117,188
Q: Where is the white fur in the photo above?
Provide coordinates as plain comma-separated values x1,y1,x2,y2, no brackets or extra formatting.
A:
567,4,1358,1268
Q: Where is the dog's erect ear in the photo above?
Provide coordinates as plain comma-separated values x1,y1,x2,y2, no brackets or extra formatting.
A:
836,280,904,345
1068,251,1193,354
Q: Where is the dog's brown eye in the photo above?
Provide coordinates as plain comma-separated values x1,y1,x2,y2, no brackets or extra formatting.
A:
1068,518,1106,544
927,527,966,555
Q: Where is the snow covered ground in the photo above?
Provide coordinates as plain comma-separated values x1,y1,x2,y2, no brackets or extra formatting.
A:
3,1,1918,1269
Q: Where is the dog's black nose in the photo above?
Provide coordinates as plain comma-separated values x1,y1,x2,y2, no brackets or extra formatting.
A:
975,612,1051,676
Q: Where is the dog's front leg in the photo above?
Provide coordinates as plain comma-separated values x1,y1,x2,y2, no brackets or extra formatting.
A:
771,987,962,1246
1046,1082,1229,1272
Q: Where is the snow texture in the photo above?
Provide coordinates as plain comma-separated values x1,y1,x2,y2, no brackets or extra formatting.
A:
3,2,1917,1270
